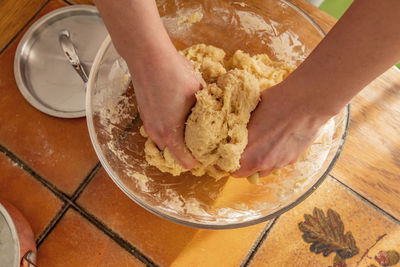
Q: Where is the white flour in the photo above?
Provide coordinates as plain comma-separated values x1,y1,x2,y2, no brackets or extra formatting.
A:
269,30,307,67
162,7,204,36
236,10,275,36
94,59,335,221
90,6,337,222
235,10,306,67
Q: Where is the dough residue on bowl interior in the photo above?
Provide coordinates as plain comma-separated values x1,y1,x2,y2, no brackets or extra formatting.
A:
141,44,293,179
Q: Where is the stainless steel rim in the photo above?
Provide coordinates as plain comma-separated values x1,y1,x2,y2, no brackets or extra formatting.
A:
14,5,99,118
0,203,20,267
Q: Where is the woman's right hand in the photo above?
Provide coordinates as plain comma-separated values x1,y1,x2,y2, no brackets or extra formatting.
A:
128,50,202,169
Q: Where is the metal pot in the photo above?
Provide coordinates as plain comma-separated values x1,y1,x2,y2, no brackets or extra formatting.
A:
0,200,37,267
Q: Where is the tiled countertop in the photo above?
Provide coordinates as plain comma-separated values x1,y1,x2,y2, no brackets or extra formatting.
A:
1,0,400,266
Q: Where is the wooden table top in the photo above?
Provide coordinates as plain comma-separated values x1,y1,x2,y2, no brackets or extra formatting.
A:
1,0,399,266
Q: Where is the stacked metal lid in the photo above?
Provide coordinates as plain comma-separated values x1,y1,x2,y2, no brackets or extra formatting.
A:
14,5,108,118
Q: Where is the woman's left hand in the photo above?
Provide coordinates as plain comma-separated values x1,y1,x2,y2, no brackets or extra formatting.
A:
233,79,331,178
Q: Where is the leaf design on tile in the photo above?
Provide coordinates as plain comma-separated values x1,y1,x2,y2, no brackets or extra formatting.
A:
298,208,359,259
375,250,400,266
333,254,347,267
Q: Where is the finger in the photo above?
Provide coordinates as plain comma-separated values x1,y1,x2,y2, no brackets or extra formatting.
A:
259,155,289,177
141,124,166,150
214,165,223,171
259,167,276,177
146,130,166,151
166,135,198,169
231,152,259,178
231,165,258,178
156,142,166,151
197,75,206,89
150,134,166,151
167,143,198,169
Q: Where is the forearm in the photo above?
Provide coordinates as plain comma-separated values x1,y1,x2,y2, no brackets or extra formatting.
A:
286,0,400,116
95,0,176,73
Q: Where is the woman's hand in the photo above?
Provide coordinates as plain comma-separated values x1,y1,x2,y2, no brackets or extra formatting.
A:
95,0,201,168
233,79,330,178
96,0,203,169
96,0,400,174
129,51,202,169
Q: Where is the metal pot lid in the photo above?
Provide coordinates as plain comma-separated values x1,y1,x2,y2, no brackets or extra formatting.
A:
0,204,19,267
14,5,108,118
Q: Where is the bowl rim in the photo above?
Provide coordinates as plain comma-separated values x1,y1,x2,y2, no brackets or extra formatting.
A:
86,0,351,229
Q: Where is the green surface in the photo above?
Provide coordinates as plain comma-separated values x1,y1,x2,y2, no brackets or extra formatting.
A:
319,0,353,19
319,0,400,69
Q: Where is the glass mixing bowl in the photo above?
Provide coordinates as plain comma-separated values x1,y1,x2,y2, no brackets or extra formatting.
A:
86,0,349,229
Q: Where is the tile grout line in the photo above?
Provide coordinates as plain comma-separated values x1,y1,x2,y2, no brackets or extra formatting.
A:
0,143,155,265
36,163,102,246
0,144,71,202
69,202,158,267
36,203,70,246
1,0,156,264
241,218,279,267
330,175,400,225
0,0,50,54
70,162,101,201
62,0,73,5
0,130,155,264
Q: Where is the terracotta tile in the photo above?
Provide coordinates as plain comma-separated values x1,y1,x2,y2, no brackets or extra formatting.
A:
78,168,270,266
37,209,144,267
67,0,94,4
249,177,400,267
0,0,99,195
332,68,400,220
0,152,63,238
0,0,47,51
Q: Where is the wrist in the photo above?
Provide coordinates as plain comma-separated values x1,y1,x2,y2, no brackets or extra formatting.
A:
126,39,177,82
283,70,344,120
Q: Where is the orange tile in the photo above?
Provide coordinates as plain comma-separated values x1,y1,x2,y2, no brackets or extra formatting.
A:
0,1,99,195
37,209,144,267
78,168,270,266
67,0,94,4
249,177,400,267
0,152,63,238
0,0,47,51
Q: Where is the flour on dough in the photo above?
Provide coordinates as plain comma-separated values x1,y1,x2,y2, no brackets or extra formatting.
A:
141,44,293,179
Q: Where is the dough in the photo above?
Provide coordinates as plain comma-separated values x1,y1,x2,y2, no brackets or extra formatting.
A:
141,44,293,179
